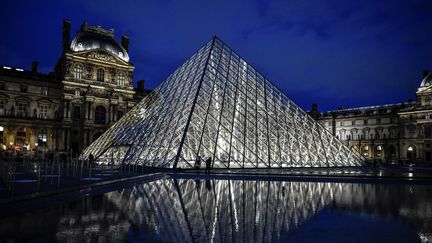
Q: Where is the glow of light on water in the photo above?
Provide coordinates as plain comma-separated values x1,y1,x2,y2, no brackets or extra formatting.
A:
230,182,239,232
210,182,219,243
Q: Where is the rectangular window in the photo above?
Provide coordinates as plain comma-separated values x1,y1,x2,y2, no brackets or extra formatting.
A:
0,82,4,90
364,119,368,125
17,103,27,116
20,85,27,93
41,87,48,96
39,105,48,119
376,118,381,124
73,106,80,119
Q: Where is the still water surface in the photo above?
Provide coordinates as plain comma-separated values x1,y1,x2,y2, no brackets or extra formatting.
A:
0,176,431,242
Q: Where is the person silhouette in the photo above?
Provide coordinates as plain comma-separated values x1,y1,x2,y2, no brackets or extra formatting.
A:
205,156,212,174
195,156,201,170
89,153,94,165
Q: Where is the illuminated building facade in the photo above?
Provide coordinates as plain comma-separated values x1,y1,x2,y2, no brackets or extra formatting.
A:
0,20,148,156
83,37,364,168
312,71,432,164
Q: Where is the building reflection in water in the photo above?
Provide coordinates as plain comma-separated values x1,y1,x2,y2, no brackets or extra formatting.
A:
0,177,431,242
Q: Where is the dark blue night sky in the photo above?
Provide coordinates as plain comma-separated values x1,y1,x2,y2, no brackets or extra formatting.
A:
1,0,432,112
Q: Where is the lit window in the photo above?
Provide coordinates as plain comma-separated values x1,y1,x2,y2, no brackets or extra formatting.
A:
97,68,105,82
362,146,369,157
37,129,47,147
74,64,83,79
117,72,125,86
16,128,26,146
39,105,48,119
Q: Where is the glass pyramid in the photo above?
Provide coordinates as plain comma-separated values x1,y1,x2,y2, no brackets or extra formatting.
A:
81,37,365,169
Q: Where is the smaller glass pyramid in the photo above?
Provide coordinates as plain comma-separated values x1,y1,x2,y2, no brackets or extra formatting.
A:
81,37,365,168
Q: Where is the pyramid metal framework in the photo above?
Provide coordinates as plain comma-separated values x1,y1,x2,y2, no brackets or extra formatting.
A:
81,37,365,169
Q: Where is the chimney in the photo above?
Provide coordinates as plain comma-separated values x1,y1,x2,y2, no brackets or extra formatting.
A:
62,19,71,51
137,80,145,92
121,35,129,52
311,103,318,112
423,70,430,78
32,61,38,73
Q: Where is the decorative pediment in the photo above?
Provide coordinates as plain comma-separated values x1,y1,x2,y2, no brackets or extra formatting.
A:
15,96,32,104
36,97,55,105
87,50,116,62
73,48,130,65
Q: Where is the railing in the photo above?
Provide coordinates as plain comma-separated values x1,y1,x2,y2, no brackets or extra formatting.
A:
0,110,59,121
0,154,142,198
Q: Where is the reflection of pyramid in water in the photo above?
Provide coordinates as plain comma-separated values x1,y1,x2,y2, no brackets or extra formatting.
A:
82,37,365,168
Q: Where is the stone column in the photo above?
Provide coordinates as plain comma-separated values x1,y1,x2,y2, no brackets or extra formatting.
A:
63,101,68,118
85,102,89,120
90,103,95,120
113,105,117,122
83,129,88,148
66,128,70,153
67,101,72,118
108,104,112,123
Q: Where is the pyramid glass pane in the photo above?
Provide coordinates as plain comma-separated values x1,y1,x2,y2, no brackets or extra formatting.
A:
81,37,365,168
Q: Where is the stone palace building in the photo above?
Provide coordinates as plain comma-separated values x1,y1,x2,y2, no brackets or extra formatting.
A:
0,20,149,157
310,71,432,164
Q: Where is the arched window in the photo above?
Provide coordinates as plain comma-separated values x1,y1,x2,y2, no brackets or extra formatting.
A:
97,68,105,82
37,129,47,147
117,72,125,86
94,106,106,124
15,128,27,146
74,64,83,79
362,146,369,157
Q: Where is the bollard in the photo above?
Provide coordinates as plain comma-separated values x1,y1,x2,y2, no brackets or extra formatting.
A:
37,164,41,192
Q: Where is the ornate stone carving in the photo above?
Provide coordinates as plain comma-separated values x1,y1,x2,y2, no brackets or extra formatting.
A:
65,60,72,77
110,68,116,82
86,64,93,80
87,51,115,62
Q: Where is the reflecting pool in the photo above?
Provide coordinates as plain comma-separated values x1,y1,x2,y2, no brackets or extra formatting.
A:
0,176,431,242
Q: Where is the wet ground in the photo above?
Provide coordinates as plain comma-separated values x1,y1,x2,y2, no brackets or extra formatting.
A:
0,172,431,242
